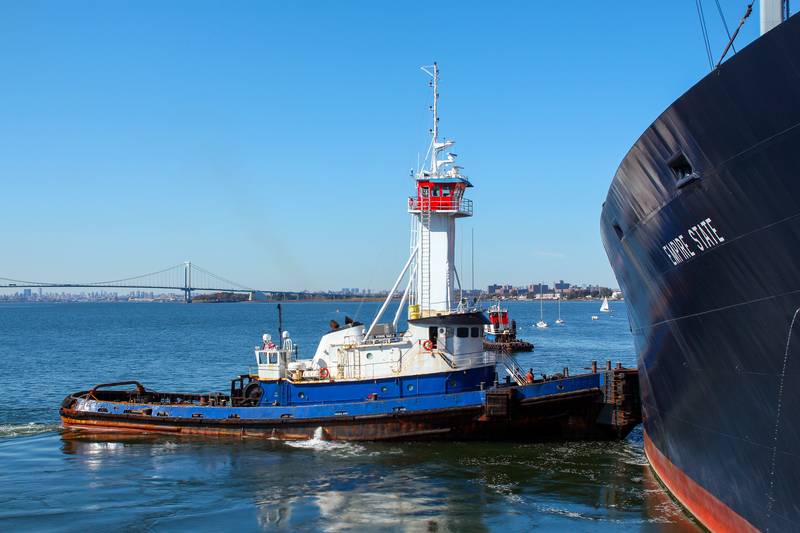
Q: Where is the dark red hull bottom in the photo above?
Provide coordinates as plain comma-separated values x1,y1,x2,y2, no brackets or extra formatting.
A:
644,431,758,532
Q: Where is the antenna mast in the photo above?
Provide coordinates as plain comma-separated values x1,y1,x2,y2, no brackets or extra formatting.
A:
431,62,438,174
421,62,440,175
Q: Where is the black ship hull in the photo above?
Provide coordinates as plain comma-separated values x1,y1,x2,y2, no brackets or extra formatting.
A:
600,13,800,532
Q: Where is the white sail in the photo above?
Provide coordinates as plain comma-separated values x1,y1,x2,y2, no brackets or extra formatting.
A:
600,297,610,312
536,284,548,328
555,296,564,324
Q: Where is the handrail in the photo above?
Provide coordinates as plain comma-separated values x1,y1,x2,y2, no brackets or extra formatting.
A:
497,353,526,385
437,351,457,368
408,197,472,215
88,380,147,396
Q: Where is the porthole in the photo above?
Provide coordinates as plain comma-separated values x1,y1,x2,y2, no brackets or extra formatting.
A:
298,392,306,399
407,384,415,392
380,386,388,393
448,380,457,388
366,352,373,360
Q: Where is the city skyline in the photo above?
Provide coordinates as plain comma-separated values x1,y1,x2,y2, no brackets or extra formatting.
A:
0,276,619,300
0,2,759,290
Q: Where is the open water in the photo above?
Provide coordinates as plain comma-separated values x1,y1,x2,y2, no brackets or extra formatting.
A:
0,300,699,531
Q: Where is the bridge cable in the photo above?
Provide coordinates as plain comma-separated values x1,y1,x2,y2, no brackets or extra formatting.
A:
0,276,55,286
85,263,187,287
189,263,254,291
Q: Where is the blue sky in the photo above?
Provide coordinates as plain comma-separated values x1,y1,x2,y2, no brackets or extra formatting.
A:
0,1,774,291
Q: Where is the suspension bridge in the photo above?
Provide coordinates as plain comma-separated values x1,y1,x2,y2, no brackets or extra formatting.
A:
0,262,293,303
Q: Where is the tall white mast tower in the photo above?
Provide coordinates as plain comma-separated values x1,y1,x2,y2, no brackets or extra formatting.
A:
362,63,476,339
408,62,474,318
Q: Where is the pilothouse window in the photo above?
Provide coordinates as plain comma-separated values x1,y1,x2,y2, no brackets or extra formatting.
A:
471,327,480,337
456,327,469,338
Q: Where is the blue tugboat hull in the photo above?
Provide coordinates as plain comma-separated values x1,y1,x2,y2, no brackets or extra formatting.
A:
60,367,641,442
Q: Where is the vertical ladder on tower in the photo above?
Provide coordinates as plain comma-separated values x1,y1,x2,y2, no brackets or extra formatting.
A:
419,204,432,316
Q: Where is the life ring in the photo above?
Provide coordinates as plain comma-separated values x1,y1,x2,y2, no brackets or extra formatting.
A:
422,340,433,351
319,367,330,380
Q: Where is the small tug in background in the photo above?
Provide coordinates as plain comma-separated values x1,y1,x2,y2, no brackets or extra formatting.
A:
483,304,534,353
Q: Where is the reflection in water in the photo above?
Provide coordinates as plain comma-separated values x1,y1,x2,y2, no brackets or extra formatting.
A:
46,429,702,531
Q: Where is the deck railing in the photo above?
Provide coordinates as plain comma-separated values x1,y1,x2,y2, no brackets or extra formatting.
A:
408,197,472,215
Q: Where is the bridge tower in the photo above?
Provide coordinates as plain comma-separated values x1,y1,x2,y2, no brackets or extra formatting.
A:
183,261,192,303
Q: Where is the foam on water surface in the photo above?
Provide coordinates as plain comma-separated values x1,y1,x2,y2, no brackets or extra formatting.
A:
284,426,368,457
0,422,58,439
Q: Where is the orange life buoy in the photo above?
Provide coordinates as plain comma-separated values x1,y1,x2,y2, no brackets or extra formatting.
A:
422,340,433,351
319,367,330,380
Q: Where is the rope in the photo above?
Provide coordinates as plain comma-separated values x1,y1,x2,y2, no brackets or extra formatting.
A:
713,0,736,54
715,2,755,68
766,306,800,523
695,0,714,70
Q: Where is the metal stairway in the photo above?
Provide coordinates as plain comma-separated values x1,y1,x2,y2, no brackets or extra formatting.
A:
497,353,527,385
419,204,431,316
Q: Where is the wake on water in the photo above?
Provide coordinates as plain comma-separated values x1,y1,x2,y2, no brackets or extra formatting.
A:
0,422,59,439
284,426,367,456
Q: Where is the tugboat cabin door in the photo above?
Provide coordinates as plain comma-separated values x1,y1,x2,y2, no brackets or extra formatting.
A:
428,326,438,349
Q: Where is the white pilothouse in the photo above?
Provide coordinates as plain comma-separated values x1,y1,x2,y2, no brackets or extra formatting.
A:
254,63,520,385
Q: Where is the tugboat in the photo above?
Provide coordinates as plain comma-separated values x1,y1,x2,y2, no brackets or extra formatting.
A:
61,63,640,442
483,304,534,353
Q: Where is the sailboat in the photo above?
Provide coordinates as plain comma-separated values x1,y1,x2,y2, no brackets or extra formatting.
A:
555,295,564,325
600,297,610,313
535,284,548,328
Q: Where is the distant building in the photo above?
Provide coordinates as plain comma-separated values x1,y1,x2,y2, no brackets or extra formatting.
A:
527,283,549,295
